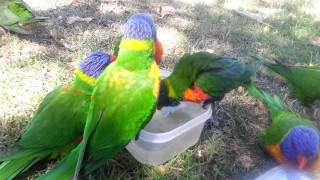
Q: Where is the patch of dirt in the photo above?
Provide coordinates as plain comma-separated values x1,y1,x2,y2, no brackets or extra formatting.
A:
201,91,269,179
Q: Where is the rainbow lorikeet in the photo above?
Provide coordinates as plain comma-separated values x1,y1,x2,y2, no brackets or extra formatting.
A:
0,0,48,34
157,52,256,108
37,13,160,180
249,53,320,105
246,83,320,171
0,52,115,180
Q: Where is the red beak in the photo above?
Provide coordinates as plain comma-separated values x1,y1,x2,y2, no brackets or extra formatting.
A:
154,38,163,65
110,55,117,63
297,155,307,170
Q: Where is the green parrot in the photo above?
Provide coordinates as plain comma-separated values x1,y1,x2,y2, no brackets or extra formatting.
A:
246,83,320,171
0,0,48,34
36,13,160,180
249,53,320,105
157,52,256,108
0,51,114,180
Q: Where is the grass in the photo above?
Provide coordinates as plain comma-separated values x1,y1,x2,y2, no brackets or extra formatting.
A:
0,0,320,179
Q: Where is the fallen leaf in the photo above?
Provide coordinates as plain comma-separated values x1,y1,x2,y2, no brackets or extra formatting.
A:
155,165,167,174
237,154,254,170
237,86,245,94
97,3,115,13
66,16,93,25
310,36,320,46
159,6,176,18
96,2,124,14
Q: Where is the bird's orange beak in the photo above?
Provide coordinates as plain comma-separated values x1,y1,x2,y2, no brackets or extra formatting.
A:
110,55,117,63
297,155,308,170
154,38,163,65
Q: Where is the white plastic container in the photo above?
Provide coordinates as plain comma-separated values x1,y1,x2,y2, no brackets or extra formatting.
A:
254,165,314,180
125,69,212,165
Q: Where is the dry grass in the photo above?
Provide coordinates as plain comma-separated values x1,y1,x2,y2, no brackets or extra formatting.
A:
0,0,320,179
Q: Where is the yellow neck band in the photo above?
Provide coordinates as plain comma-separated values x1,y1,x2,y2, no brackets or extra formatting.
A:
75,68,96,87
119,38,153,51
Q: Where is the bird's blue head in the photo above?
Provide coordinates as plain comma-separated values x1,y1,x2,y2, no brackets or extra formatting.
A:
122,13,157,40
78,51,111,78
280,125,320,170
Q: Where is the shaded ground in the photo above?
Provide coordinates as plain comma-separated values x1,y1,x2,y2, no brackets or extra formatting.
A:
0,0,320,179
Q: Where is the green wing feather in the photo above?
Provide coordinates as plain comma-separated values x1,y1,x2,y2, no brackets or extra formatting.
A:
0,0,48,34
195,55,254,96
17,85,88,148
0,83,91,179
249,53,320,105
0,156,39,180
245,82,286,118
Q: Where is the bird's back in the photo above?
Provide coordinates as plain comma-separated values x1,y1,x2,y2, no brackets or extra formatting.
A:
194,54,254,96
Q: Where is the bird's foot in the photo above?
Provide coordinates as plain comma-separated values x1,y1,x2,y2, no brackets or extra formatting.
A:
135,132,140,141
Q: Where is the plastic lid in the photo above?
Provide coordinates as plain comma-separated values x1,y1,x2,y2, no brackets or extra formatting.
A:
254,165,314,180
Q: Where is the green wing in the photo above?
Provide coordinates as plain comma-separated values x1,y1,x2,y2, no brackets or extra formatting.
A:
195,55,254,96
0,84,92,179
0,0,31,24
0,85,90,160
20,85,89,148
0,0,48,34
249,53,320,105
261,111,315,145
283,66,320,105
83,62,158,173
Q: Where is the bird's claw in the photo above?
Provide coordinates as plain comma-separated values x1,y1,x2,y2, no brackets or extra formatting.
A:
202,101,212,109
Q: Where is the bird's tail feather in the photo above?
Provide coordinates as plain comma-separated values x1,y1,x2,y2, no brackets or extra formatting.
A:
0,147,54,161
2,24,33,35
24,16,49,25
247,52,290,78
36,145,82,180
0,156,40,180
247,52,277,67
245,82,286,118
